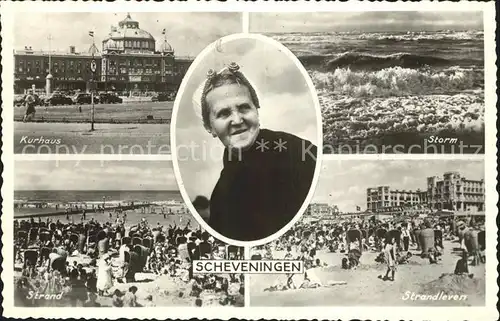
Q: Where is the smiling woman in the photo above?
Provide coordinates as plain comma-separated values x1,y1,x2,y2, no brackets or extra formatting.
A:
172,34,322,245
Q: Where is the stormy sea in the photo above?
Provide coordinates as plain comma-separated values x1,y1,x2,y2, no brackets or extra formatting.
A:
270,30,485,153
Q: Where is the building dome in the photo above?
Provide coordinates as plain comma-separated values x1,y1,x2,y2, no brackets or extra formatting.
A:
160,39,173,53
105,14,155,41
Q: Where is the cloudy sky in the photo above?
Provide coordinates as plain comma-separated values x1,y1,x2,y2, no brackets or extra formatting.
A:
15,161,178,191
312,160,484,213
13,12,241,56
250,11,483,33
174,36,319,200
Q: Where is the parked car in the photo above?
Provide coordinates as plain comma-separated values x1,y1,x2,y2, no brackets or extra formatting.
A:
154,92,175,102
43,93,72,106
99,92,123,104
72,93,100,105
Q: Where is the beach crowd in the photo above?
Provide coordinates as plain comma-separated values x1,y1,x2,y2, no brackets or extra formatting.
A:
13,211,244,307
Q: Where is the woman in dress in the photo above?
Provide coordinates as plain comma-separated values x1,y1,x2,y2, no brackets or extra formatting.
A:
383,237,397,281
96,254,113,296
198,62,317,241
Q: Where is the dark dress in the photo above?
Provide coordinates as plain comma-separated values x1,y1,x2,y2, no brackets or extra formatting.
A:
209,129,317,241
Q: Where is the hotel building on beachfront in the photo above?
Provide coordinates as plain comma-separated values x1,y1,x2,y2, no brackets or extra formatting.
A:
427,172,485,213
13,13,193,94
305,203,339,217
366,186,427,213
365,171,485,214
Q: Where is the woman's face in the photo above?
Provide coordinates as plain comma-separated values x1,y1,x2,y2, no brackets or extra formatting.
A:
205,83,259,151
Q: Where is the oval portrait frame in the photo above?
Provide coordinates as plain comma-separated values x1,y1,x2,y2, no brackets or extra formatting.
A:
171,33,323,247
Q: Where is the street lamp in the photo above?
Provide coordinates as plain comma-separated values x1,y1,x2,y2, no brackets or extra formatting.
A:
46,34,53,96
89,30,96,131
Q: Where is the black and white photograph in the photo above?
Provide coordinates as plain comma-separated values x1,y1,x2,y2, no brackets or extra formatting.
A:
249,159,486,306
13,161,245,307
13,12,242,154
172,34,322,244
250,12,485,154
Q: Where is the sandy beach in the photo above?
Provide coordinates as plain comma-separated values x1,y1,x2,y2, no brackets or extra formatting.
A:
249,239,485,306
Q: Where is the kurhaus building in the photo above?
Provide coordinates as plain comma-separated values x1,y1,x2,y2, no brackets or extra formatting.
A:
14,14,193,94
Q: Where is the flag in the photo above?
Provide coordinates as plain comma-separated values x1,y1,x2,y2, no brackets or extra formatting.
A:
89,31,94,37
162,28,166,35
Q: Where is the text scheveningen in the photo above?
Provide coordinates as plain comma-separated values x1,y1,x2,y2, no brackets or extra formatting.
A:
193,260,304,274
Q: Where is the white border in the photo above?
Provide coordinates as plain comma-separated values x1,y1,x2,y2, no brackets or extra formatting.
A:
170,33,324,248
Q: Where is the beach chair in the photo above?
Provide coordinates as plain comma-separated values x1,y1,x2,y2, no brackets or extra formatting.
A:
48,222,57,232
107,230,116,240
121,236,132,246
478,231,485,251
386,229,402,247
132,237,143,246
20,220,30,231
51,255,66,274
23,249,39,277
199,242,211,259
78,234,86,253
346,229,363,253
176,236,187,245
142,237,153,249
133,245,150,270
69,233,79,245
17,230,28,248
434,230,443,249
40,247,51,262
251,254,262,260
28,228,39,244
97,230,107,241
187,242,197,259
227,245,239,259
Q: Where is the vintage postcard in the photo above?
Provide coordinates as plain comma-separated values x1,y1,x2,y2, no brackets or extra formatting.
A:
1,1,497,320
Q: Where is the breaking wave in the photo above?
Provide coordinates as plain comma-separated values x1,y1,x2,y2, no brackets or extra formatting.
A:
311,66,483,98
325,52,452,71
